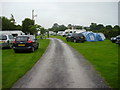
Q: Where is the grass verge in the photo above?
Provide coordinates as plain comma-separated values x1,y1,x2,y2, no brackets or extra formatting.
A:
51,35,118,88
2,39,50,88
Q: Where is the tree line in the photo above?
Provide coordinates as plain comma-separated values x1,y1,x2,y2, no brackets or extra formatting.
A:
89,23,120,39
1,15,120,39
48,23,120,39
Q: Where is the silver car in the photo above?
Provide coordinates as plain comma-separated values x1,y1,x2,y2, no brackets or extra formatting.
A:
0,34,14,48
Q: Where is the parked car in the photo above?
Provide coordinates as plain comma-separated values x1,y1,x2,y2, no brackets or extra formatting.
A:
66,33,85,43
13,35,39,53
0,34,14,48
111,35,120,43
62,32,68,37
111,37,117,43
115,35,120,45
65,33,72,39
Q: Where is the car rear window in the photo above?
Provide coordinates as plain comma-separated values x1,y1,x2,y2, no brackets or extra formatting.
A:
16,36,28,41
72,33,77,36
0,35,7,40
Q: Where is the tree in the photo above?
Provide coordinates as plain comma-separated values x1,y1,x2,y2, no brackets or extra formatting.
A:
50,23,67,32
112,25,120,36
67,24,73,29
14,25,22,30
48,28,53,31
113,25,120,30
84,27,90,31
22,18,34,34
29,24,42,35
1,16,15,30
40,27,46,35
75,25,82,29
90,23,97,31
1,16,22,30
52,23,59,33
58,25,67,31
29,25,37,35
105,25,112,30
96,24,104,30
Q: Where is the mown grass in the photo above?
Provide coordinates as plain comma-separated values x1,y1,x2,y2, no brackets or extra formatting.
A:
2,39,50,88
0,49,2,89
51,35,118,88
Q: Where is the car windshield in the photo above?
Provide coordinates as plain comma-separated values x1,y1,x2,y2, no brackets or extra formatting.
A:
0,35,7,40
16,36,28,41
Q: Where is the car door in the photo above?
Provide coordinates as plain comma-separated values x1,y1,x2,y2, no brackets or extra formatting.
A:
70,34,75,42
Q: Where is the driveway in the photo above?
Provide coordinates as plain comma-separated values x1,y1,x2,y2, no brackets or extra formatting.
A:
12,38,108,88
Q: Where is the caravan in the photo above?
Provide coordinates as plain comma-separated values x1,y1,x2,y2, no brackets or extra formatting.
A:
0,30,25,38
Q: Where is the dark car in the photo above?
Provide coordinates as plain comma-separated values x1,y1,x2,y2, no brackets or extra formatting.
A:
13,35,39,53
111,37,117,43
115,35,120,45
111,35,120,43
66,33,85,43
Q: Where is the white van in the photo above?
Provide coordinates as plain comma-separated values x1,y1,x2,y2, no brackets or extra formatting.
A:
0,34,14,48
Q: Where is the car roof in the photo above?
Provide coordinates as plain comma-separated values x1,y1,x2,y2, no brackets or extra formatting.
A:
72,33,83,35
0,34,12,35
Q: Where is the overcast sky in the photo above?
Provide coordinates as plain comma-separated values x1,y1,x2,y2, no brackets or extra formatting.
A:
0,0,119,28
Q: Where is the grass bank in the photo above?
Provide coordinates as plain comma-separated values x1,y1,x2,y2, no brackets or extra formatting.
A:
2,39,50,88
51,35,118,88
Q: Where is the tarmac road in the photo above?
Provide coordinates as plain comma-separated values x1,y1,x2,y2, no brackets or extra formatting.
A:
12,38,108,88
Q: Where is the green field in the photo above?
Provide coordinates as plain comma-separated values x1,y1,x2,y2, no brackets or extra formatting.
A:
2,39,50,88
51,35,118,88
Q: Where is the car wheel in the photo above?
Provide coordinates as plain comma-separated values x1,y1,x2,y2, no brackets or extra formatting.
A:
81,41,84,43
36,45,38,49
14,50,18,53
66,39,68,42
74,39,77,43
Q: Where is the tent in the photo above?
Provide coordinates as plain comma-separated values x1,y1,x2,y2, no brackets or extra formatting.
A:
94,33,103,41
82,32,106,42
82,32,97,41
94,33,106,41
98,33,106,40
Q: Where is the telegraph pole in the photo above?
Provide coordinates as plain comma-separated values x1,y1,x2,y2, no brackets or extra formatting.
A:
32,10,37,24
32,10,34,20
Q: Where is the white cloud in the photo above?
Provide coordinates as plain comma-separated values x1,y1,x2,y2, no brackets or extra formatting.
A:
0,0,119,2
0,2,118,28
